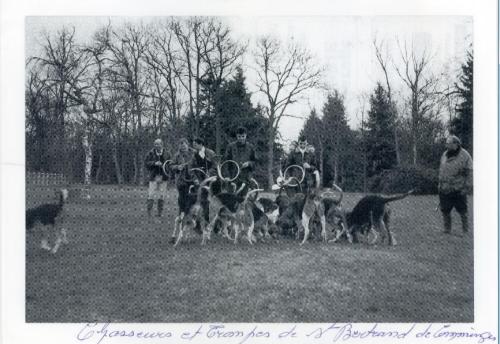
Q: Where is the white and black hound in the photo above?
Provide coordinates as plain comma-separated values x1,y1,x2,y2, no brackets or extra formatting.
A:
26,188,69,254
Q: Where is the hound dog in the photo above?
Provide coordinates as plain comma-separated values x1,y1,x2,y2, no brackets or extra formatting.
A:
343,190,414,246
274,179,333,245
251,197,280,240
204,184,263,245
172,177,214,246
26,188,69,254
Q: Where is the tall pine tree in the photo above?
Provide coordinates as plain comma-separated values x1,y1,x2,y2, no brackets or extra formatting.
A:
365,83,397,176
321,91,352,185
451,50,473,154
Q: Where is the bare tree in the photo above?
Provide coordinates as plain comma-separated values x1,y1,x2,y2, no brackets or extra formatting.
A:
254,37,323,187
199,19,246,154
29,27,85,176
105,23,150,184
393,39,439,166
373,38,401,166
144,20,187,139
170,18,207,138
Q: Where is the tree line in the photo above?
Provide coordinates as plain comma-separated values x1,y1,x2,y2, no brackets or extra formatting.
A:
299,43,472,193
26,18,472,192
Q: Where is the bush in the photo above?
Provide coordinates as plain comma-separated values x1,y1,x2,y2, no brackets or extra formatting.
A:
368,166,439,195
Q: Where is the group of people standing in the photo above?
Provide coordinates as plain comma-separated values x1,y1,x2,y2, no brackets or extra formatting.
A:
145,125,473,236
144,126,256,218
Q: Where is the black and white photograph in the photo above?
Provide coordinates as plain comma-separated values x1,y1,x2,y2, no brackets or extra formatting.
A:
22,15,476,323
1,0,499,342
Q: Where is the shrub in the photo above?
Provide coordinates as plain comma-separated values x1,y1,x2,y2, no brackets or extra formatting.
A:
368,166,439,195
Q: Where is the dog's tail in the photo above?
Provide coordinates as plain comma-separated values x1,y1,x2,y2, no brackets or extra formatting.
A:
380,189,414,204
198,176,217,201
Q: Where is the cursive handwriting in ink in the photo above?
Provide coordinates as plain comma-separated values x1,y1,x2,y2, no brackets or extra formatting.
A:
432,325,497,343
77,323,172,344
181,324,203,340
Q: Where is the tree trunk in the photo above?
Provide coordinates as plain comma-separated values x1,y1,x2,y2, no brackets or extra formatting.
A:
267,128,275,189
112,143,123,184
215,102,222,155
394,127,401,166
82,127,93,199
319,143,324,186
95,154,103,184
133,150,139,185
412,139,418,166
333,157,338,185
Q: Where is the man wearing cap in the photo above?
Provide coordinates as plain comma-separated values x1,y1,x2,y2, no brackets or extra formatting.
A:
224,126,257,194
286,135,320,192
438,135,473,234
144,138,170,217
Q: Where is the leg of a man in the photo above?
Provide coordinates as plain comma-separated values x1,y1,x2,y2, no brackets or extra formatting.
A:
157,181,167,217
439,193,453,233
147,181,156,217
455,192,469,233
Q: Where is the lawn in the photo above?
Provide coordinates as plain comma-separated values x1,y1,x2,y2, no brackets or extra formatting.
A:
25,185,474,323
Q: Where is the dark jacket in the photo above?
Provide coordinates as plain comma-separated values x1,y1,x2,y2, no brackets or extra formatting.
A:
172,149,195,187
191,147,217,178
145,148,170,182
286,143,318,171
224,141,257,169
286,142,318,190
224,141,257,183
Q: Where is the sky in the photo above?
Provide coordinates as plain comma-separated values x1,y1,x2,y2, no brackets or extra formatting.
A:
26,16,472,146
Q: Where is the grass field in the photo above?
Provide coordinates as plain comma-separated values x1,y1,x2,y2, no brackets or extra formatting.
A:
26,185,474,323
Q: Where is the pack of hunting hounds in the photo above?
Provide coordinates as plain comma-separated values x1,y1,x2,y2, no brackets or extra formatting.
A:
25,158,414,254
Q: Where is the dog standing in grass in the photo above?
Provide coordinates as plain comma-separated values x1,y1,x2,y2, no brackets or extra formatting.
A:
26,188,69,254
344,190,414,245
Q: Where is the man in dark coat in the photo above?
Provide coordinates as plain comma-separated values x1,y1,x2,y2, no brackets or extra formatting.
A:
144,138,171,217
286,135,320,193
224,126,257,195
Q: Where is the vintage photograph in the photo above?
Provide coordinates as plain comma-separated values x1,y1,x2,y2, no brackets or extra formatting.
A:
25,16,473,322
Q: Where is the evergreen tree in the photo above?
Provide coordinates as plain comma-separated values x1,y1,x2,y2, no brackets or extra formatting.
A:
198,67,277,185
451,51,473,154
365,83,397,176
321,91,352,185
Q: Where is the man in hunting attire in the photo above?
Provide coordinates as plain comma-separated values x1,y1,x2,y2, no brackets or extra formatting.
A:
224,126,257,195
438,135,473,234
286,135,320,193
144,138,170,217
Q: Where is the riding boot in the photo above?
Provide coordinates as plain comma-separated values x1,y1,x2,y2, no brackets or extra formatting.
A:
460,212,469,233
442,212,452,233
157,199,164,217
147,199,154,217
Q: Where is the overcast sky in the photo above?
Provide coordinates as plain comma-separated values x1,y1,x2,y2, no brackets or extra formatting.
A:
26,16,472,145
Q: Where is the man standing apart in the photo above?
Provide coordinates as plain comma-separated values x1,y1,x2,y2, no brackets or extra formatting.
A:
438,135,473,234
224,126,257,195
145,138,170,217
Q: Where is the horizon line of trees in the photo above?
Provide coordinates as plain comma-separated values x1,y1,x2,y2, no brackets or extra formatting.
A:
26,18,472,192
299,48,472,192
